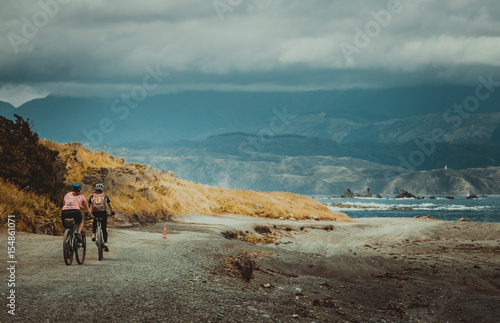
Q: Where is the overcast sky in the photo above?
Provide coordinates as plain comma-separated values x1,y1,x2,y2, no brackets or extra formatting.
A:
1,0,499,107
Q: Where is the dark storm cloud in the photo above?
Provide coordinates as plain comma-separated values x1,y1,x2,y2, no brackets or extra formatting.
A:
0,0,499,105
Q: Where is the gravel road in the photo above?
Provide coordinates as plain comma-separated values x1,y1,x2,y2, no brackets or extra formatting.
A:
1,214,499,322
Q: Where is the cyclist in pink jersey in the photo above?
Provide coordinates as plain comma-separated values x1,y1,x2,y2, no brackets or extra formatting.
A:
61,183,93,242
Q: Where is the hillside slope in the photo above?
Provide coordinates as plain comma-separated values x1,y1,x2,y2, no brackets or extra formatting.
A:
0,178,60,234
0,100,15,116
116,132,500,171
384,167,500,196
46,141,350,223
104,138,500,196
0,142,349,234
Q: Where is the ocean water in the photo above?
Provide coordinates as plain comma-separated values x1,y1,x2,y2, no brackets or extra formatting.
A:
316,196,500,223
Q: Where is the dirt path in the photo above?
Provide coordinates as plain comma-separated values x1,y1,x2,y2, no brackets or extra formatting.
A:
1,215,499,322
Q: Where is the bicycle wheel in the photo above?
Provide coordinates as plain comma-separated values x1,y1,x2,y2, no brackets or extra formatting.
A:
75,230,86,265
97,227,103,261
63,229,73,266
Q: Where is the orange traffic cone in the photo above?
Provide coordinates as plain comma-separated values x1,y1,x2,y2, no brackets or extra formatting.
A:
162,223,167,240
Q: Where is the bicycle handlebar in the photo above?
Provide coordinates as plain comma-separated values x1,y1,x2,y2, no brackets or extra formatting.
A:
85,212,115,221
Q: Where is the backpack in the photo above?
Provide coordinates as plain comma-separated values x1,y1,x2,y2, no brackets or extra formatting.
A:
92,193,107,212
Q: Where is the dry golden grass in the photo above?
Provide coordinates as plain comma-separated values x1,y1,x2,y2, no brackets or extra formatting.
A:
0,178,62,234
1,141,348,235
41,142,350,225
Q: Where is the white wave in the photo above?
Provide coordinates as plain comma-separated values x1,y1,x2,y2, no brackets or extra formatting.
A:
327,206,367,212
413,205,491,211
327,201,492,212
321,197,389,200
327,201,403,210
352,197,386,200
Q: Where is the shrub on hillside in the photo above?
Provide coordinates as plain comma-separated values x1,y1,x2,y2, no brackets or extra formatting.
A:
0,115,69,202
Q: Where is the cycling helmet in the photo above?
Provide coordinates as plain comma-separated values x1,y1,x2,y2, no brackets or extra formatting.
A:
95,183,105,192
71,183,82,192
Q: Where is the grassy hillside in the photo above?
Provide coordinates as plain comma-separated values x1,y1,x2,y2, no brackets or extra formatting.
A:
49,141,349,221
1,141,349,234
0,178,61,234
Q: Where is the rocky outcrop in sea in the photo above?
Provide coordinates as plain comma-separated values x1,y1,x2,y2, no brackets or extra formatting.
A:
395,189,417,199
331,187,376,198
341,188,354,198
362,187,372,198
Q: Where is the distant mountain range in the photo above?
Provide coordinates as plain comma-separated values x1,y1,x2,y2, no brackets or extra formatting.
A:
2,86,500,195
110,133,500,171
0,100,15,116
2,85,500,145
104,141,500,196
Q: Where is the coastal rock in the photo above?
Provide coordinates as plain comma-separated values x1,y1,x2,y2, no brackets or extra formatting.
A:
466,194,478,199
375,194,382,199
429,196,437,199
341,188,354,198
332,188,376,198
362,187,372,198
395,189,416,199
445,196,455,200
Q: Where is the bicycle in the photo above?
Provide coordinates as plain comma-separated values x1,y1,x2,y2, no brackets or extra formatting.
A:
94,216,105,261
93,212,114,261
62,217,88,266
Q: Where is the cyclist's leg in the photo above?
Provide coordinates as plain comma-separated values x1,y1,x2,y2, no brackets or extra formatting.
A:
102,216,108,242
74,211,83,234
61,211,68,226
76,221,84,234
